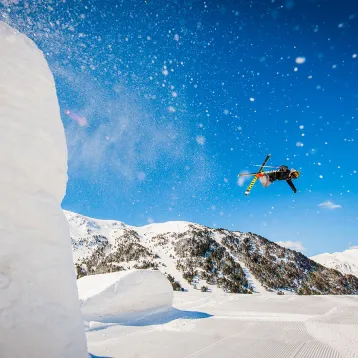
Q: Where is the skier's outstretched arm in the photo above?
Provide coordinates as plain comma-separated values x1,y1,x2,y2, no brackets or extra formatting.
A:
286,179,297,193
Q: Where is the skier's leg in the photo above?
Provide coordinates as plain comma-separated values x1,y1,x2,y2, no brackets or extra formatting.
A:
259,174,272,187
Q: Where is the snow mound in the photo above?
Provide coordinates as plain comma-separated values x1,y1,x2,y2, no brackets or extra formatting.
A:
77,270,173,321
0,22,87,357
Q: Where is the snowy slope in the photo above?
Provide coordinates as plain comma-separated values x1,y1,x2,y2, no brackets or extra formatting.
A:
311,249,358,278
68,210,358,295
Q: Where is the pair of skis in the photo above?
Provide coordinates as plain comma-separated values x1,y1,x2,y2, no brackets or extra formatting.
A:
241,154,271,196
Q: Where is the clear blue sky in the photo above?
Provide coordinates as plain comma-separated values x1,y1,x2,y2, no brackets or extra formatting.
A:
2,0,358,256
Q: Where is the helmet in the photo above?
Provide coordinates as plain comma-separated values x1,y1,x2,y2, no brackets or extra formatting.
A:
291,170,300,178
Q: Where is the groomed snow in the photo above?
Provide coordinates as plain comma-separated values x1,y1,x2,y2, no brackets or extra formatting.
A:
0,22,87,357
87,290,358,358
78,270,173,321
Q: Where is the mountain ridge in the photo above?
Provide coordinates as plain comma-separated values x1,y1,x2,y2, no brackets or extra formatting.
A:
67,210,358,295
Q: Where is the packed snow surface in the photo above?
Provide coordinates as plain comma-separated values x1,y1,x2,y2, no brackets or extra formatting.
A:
86,289,358,358
0,22,87,357
77,270,173,321
311,249,358,278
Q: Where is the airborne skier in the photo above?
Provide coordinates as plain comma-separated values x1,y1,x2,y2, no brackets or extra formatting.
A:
238,155,301,195
257,165,300,193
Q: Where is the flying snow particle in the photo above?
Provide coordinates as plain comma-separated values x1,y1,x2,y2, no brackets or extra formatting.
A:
237,171,250,187
64,110,88,127
285,0,295,9
299,125,304,129
172,91,178,97
249,97,255,102
353,54,357,59
162,68,169,76
137,172,146,181
147,218,154,224
224,109,229,115
294,67,298,72
174,34,179,41
296,142,304,147
308,75,313,79
295,57,306,64
168,106,176,113
196,135,205,145
319,175,323,179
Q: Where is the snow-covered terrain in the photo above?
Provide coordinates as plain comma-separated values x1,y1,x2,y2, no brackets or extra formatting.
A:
78,270,173,322
67,210,207,292
311,249,358,278
68,210,358,295
0,22,87,357
85,283,358,358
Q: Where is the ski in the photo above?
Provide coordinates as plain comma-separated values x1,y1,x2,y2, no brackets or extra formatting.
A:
252,165,281,168
238,169,278,177
244,154,271,195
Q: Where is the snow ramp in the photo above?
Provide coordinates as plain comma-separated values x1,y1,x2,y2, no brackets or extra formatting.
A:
77,270,173,321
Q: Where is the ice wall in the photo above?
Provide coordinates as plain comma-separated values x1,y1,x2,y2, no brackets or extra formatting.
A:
0,22,88,357
77,270,173,321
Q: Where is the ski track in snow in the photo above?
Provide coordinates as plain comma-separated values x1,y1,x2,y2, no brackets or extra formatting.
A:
86,292,358,358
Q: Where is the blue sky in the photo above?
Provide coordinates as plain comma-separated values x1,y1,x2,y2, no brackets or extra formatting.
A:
2,0,357,256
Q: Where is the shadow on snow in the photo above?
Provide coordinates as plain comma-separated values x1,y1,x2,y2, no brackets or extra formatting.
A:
85,307,212,332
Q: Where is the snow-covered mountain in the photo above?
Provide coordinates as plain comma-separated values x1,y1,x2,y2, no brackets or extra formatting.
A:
66,210,358,295
311,249,358,278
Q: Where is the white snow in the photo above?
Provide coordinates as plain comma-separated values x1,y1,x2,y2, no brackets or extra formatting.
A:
86,289,358,358
77,270,173,322
311,248,358,277
0,22,87,357
295,56,306,64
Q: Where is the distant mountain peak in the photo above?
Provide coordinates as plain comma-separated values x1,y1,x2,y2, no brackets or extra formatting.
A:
311,249,358,278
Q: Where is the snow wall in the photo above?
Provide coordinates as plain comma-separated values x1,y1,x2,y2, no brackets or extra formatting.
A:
0,22,88,357
77,270,174,321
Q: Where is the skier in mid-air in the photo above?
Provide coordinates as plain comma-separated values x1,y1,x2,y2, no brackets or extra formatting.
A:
257,165,300,193
238,155,301,195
